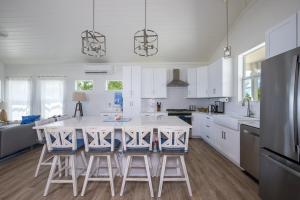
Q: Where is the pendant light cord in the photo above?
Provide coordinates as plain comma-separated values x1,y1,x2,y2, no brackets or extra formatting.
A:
93,0,95,33
145,0,147,30
226,0,229,46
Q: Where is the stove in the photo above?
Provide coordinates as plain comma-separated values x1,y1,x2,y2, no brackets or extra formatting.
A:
166,109,193,125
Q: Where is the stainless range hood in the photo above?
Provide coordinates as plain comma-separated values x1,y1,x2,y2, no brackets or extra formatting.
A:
167,69,189,87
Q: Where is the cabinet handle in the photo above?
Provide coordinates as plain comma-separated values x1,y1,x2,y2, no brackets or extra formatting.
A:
224,132,226,140
206,117,210,119
206,125,210,128
206,135,210,139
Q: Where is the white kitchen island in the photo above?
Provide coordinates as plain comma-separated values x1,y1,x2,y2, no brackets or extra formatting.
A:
34,116,192,177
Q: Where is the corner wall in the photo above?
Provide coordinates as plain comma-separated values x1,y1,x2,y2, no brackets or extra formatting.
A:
209,0,300,117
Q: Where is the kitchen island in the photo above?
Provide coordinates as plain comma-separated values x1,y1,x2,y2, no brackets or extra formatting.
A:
34,116,192,177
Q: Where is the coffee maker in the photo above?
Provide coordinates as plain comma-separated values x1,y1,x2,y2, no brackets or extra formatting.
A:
214,101,225,113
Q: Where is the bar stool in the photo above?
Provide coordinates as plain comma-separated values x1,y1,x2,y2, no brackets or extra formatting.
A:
81,127,122,197
120,127,154,198
43,127,86,196
34,118,56,177
157,127,192,198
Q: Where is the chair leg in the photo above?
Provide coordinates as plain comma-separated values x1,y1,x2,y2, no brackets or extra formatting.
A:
81,155,94,196
107,155,115,196
80,151,88,168
70,155,78,196
34,144,47,177
43,155,58,196
65,156,69,177
148,156,153,177
114,153,122,177
158,155,167,198
144,155,154,198
180,155,192,197
120,155,131,196
58,156,62,177
156,157,162,177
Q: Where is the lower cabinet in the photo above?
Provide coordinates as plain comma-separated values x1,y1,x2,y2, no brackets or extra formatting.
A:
192,113,240,165
214,124,240,165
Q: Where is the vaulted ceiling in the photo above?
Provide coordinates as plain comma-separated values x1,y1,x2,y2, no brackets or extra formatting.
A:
0,0,251,64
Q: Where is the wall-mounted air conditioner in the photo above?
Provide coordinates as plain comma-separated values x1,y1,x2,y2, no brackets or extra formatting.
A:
84,64,114,75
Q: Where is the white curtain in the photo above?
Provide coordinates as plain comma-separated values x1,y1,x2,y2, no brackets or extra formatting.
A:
5,77,32,121
39,79,65,119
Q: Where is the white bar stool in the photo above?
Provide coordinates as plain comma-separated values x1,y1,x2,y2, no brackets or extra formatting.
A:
120,127,154,198
34,118,56,177
43,127,86,196
157,127,192,198
81,127,122,197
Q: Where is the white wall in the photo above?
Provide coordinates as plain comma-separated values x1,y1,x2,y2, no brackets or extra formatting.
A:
4,62,207,116
209,0,300,118
0,62,4,101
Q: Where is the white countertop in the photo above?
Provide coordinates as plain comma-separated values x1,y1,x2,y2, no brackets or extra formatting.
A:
34,116,192,129
241,121,260,129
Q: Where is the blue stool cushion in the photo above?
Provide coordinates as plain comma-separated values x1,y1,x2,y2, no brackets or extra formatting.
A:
161,147,187,153
51,139,84,154
89,139,121,153
124,147,151,153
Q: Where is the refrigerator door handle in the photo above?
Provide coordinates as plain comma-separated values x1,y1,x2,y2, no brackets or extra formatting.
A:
264,153,300,178
296,54,300,156
290,54,300,153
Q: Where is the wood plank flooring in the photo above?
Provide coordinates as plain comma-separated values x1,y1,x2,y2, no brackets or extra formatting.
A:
0,139,260,200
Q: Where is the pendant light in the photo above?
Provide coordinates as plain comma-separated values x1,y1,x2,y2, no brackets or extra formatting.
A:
134,0,158,57
224,0,231,58
81,0,106,57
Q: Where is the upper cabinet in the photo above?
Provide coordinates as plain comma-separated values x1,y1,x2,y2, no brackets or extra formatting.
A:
187,68,198,98
122,66,141,117
208,58,233,98
197,67,208,98
141,68,167,98
187,67,209,98
266,14,298,58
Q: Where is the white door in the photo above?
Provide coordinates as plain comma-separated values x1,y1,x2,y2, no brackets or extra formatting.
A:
298,11,300,47
141,68,153,98
196,66,208,98
208,62,218,97
266,14,297,58
191,114,202,138
153,68,167,98
187,68,197,97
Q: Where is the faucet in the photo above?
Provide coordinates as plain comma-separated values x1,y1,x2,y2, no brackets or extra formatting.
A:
242,97,254,118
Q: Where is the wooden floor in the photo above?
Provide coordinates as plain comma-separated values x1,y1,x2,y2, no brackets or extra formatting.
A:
0,139,260,200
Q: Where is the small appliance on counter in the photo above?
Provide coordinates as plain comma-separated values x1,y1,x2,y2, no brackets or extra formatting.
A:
156,102,161,112
208,101,225,114
214,101,225,113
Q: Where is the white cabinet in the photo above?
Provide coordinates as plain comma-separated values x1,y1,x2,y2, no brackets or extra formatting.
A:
187,67,209,98
196,67,208,98
141,68,167,98
214,124,240,165
123,66,141,118
208,58,232,98
266,14,298,58
187,68,197,98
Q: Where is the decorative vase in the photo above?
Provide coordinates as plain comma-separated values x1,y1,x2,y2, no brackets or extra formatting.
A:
0,109,8,122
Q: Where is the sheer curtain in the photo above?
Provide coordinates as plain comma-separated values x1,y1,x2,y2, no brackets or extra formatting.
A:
5,77,32,121
38,79,65,119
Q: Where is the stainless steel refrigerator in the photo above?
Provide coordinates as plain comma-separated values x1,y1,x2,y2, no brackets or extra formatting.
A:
260,46,300,200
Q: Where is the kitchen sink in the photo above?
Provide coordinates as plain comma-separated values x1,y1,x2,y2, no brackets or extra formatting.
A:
213,115,259,130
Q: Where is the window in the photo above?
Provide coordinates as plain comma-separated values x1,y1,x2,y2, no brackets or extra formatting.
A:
39,79,65,119
5,78,32,121
240,44,265,101
106,80,123,91
75,80,93,91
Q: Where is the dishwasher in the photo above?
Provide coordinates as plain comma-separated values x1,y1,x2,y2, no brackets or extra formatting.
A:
240,124,260,180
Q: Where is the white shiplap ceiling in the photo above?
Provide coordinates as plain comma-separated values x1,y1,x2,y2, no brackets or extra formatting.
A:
0,0,251,64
